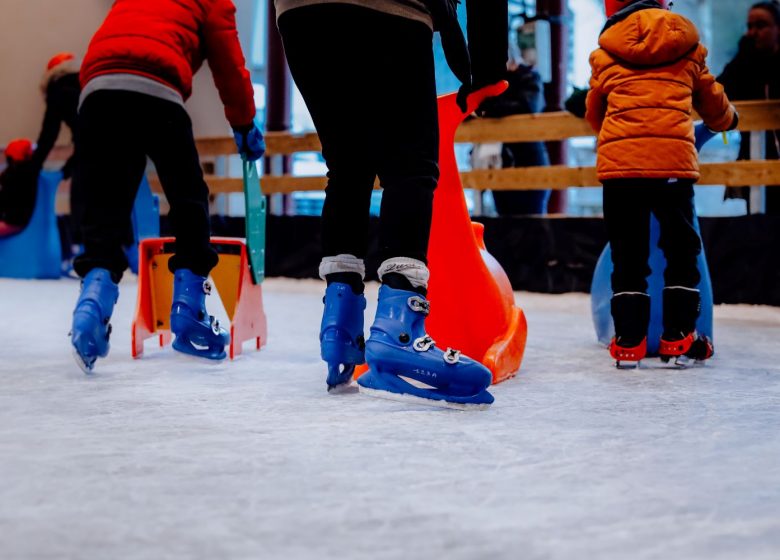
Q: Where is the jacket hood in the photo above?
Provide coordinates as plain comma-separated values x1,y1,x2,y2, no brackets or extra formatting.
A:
599,9,699,67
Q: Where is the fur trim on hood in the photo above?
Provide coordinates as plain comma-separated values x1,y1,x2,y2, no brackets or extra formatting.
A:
40,58,80,94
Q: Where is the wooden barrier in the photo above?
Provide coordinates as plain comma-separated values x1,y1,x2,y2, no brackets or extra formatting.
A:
40,99,780,211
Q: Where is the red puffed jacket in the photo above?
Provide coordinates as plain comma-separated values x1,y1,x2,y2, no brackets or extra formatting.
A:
81,0,255,128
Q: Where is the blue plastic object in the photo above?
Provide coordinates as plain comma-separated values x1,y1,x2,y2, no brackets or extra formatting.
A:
358,285,494,409
125,177,160,274
591,212,714,356
71,267,119,373
591,123,718,355
320,282,366,391
0,170,62,279
170,268,229,360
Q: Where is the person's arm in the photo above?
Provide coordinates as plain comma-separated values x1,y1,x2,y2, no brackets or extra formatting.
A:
693,46,737,132
32,94,62,169
202,0,256,129
585,55,607,133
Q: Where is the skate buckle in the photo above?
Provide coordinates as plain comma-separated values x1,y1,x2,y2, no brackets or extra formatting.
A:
407,296,430,316
209,315,221,335
202,280,212,295
443,347,461,364
413,335,435,352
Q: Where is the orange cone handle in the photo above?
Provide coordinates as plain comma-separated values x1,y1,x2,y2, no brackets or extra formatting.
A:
425,83,528,384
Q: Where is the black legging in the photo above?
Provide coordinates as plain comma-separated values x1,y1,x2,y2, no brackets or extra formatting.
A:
603,179,702,294
73,90,218,281
279,4,439,265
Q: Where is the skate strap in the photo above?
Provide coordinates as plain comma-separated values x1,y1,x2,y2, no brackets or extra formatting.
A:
407,296,430,316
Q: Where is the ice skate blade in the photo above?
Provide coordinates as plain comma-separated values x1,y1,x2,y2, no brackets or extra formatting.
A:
327,381,358,394
357,385,491,411
172,337,227,361
615,360,641,370
71,346,95,375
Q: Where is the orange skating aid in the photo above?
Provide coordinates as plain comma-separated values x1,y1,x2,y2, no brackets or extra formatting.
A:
425,83,528,384
132,237,267,360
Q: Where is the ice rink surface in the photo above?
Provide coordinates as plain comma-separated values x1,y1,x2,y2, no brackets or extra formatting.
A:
1,276,779,560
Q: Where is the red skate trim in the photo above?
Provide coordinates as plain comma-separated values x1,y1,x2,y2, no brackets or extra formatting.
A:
609,337,647,362
659,333,695,357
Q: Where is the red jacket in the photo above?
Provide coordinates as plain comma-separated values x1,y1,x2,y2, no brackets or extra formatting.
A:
81,0,255,128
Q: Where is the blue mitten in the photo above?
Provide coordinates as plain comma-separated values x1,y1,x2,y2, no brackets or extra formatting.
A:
233,116,266,161
694,123,717,152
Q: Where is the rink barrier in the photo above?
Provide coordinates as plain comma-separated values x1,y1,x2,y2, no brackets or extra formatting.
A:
39,99,780,209
132,237,268,360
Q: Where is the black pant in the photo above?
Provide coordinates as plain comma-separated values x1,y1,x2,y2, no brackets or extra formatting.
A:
73,90,217,281
603,179,702,294
279,5,439,264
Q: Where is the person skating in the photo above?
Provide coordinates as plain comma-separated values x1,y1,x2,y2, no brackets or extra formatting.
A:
275,0,507,408
70,0,265,372
586,0,738,368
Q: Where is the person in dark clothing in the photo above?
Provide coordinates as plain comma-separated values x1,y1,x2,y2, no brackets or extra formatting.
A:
717,0,780,215
0,139,39,237
69,0,264,373
275,0,507,408
34,53,83,243
480,57,551,215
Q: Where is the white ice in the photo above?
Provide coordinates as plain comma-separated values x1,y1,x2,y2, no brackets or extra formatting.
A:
1,277,779,560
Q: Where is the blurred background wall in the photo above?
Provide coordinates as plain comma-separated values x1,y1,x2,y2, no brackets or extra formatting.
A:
0,0,260,143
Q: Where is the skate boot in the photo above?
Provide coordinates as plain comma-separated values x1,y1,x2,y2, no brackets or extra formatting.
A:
357,285,494,410
659,287,713,367
609,292,650,369
320,283,366,392
170,269,229,360
70,267,119,373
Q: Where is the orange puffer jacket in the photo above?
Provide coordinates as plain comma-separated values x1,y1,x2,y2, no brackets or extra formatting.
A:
81,0,255,128
586,9,735,181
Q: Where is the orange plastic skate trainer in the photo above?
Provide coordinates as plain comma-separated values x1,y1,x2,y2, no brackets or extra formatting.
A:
131,236,267,360
424,83,528,384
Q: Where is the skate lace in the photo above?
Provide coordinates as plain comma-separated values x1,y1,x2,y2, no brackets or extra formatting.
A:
407,296,430,315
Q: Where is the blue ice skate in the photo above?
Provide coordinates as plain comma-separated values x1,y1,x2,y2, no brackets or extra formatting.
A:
170,269,229,361
70,267,119,373
358,286,494,410
320,283,366,392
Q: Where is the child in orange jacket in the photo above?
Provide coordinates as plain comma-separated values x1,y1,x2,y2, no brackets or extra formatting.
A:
586,0,738,367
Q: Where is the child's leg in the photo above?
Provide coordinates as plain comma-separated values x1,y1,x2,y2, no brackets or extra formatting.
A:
72,90,147,283
145,97,218,277
653,180,702,337
652,181,712,360
603,180,655,361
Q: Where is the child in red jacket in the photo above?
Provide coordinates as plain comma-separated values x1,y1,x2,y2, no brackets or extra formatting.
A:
586,0,737,367
70,0,265,373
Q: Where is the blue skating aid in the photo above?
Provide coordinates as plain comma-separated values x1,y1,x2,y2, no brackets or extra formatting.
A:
170,269,229,361
320,283,366,392
71,267,119,373
358,286,494,410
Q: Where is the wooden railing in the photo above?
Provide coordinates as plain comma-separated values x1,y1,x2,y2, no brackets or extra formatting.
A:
44,99,780,212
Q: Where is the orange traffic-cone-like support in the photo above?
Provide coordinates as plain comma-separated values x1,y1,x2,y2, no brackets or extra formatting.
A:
425,83,528,384
132,237,267,360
